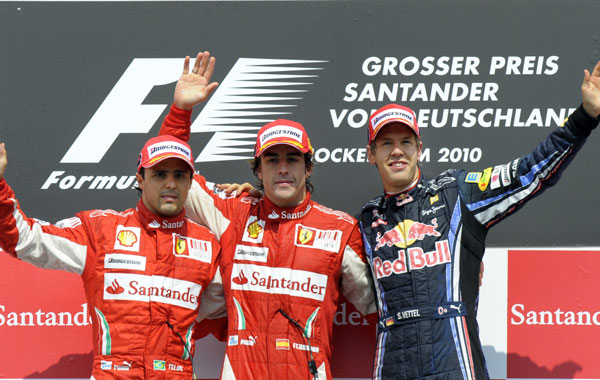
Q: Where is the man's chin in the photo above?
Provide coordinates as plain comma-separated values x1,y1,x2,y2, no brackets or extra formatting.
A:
157,205,181,217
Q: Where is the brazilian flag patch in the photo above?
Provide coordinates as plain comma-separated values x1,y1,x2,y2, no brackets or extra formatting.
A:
153,360,166,371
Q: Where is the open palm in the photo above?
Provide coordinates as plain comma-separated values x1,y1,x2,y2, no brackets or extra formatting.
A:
174,51,219,110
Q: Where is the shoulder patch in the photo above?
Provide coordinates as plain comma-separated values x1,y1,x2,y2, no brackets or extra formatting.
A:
465,172,482,183
478,167,492,191
313,204,355,225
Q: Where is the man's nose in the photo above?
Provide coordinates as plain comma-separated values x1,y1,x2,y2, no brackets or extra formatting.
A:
390,143,404,156
277,162,289,174
165,174,177,188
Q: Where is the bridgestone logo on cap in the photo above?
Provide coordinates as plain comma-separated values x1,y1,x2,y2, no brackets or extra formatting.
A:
373,110,414,130
147,142,191,160
260,126,303,144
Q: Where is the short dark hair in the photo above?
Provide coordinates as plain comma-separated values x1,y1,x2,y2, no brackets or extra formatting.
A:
134,167,145,197
250,152,314,193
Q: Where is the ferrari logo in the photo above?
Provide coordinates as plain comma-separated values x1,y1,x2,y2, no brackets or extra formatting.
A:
298,228,314,244
175,235,187,254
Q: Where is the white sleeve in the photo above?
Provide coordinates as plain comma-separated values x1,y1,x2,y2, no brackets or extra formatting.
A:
340,244,377,315
197,269,227,321
185,179,232,240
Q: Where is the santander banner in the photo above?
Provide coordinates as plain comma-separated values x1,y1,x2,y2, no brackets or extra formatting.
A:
507,250,600,378
2,248,600,379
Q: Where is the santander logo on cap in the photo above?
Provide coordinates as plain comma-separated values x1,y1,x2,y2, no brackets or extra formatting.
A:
368,104,419,144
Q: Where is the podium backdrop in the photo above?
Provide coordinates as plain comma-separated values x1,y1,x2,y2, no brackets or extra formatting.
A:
1,1,599,379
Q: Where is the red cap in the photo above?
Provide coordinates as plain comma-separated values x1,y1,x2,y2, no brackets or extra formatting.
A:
368,104,419,145
254,119,314,158
137,135,194,172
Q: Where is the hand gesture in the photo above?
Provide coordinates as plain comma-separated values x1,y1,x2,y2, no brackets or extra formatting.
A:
582,60,600,118
0,143,7,179
216,182,263,198
174,51,219,110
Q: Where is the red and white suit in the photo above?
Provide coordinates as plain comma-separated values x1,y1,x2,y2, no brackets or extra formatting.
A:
160,106,376,380
0,178,220,380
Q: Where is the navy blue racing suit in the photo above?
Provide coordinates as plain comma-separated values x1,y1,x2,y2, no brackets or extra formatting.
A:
358,105,598,380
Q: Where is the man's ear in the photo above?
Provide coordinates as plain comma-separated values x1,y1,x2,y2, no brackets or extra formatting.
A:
136,172,144,191
367,144,376,165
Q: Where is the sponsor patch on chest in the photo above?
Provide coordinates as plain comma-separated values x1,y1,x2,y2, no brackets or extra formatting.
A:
104,253,146,271
230,263,328,301
234,244,269,262
372,240,452,279
103,273,202,310
294,224,342,253
114,226,141,252
242,216,265,244
172,234,212,263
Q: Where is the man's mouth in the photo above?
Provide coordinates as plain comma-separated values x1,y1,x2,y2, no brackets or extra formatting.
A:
161,193,178,201
389,161,407,170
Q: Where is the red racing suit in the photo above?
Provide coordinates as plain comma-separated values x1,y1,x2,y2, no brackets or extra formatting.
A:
160,106,376,380
0,178,220,380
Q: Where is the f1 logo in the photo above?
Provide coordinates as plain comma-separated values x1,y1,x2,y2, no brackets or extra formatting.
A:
61,58,326,164
61,59,182,164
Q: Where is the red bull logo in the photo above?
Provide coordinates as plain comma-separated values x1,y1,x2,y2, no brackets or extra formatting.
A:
373,240,451,279
374,218,441,250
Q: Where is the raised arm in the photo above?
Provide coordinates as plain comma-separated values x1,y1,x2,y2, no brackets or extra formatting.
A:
0,142,88,273
174,51,219,110
0,142,7,179
160,52,218,141
582,59,600,118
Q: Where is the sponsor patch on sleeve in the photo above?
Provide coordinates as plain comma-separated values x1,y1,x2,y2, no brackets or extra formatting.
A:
478,167,492,191
465,172,482,183
501,163,511,187
490,165,502,190
55,217,82,228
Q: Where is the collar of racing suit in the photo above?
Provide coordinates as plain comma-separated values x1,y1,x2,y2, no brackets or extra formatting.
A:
384,167,422,199
135,198,187,232
259,192,313,221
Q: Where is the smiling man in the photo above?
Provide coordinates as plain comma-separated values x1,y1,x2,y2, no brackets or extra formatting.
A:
0,135,220,379
157,52,376,380
358,60,600,380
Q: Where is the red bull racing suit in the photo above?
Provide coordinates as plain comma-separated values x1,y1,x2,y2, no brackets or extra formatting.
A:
160,105,376,380
0,179,220,380
358,105,599,380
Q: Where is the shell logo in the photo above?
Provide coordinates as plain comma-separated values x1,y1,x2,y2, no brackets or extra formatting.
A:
117,230,138,247
247,221,263,239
